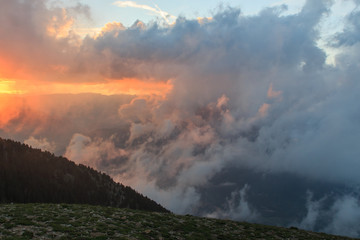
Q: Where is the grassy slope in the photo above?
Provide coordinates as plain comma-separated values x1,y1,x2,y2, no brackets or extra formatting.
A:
0,203,356,240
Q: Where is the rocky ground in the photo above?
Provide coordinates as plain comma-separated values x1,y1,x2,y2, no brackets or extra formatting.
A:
0,203,357,239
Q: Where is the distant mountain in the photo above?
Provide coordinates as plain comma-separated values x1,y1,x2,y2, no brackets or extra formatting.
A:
0,138,168,213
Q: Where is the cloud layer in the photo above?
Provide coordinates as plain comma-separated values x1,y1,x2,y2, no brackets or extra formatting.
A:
1,0,360,237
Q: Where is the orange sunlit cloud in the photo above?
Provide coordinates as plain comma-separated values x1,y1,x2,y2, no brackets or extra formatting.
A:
0,78,173,97
0,58,25,80
0,95,23,127
46,11,74,39
47,79,173,96
0,77,173,128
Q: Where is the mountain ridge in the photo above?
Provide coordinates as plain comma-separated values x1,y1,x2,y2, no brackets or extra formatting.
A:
0,137,168,213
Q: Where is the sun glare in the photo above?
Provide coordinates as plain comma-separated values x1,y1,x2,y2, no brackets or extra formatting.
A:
0,80,25,94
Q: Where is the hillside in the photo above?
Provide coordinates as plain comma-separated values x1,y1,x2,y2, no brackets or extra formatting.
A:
0,203,357,240
0,138,168,213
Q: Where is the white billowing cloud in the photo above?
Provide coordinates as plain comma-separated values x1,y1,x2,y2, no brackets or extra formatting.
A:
118,98,152,124
323,195,360,237
64,134,93,165
156,119,175,139
127,122,154,143
126,178,201,214
294,191,325,231
294,192,360,238
24,136,56,153
64,133,128,170
206,184,259,222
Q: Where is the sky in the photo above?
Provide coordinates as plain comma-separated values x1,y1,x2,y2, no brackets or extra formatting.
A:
74,0,306,27
2,0,360,237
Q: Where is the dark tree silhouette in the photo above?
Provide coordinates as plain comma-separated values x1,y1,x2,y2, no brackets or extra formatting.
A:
0,138,169,213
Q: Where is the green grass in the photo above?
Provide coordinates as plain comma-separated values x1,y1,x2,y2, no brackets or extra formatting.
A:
0,203,357,240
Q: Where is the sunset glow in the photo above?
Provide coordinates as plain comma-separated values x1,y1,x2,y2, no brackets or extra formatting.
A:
0,79,172,96
0,95,22,127
2,0,360,237
0,81,18,94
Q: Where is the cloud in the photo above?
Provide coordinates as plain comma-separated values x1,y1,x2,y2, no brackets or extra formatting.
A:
64,133,128,170
129,179,201,214
3,0,360,237
0,94,133,155
323,195,360,237
24,136,56,153
293,191,325,231
113,1,175,24
0,0,91,83
206,184,259,222
293,191,360,238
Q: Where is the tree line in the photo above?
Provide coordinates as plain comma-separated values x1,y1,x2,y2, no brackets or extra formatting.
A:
0,138,169,213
